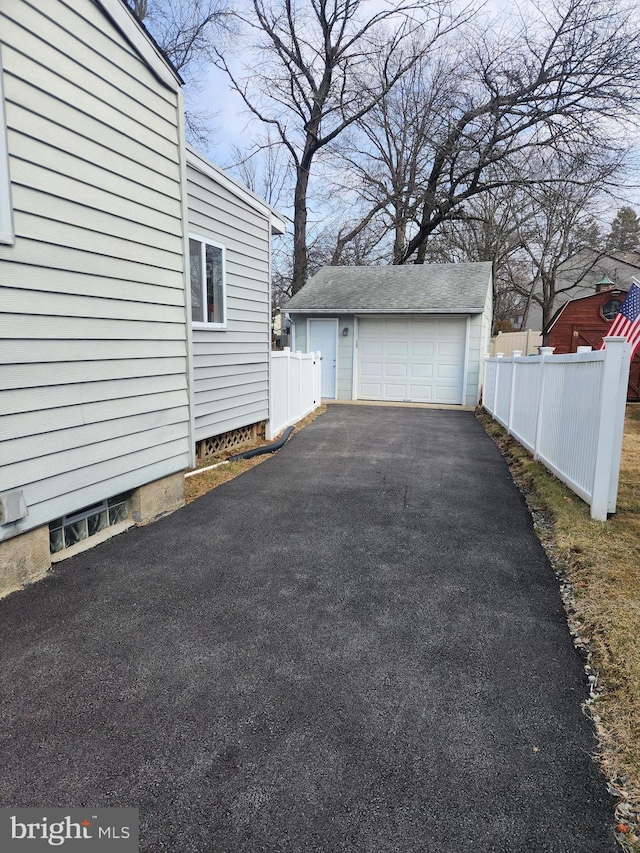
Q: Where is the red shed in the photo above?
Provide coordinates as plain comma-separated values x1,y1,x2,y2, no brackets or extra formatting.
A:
544,288,640,401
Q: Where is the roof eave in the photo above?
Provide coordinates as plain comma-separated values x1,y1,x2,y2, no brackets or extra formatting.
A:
98,0,182,90
186,145,287,233
287,307,485,315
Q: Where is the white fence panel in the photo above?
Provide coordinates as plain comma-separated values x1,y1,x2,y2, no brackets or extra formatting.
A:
268,348,322,439
494,360,513,428
482,339,630,520
537,357,604,501
510,357,541,452
484,358,497,415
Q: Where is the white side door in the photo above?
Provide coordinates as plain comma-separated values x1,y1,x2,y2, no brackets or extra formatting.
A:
309,319,338,398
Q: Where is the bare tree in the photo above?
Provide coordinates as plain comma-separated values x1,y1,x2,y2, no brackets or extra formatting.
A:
423,185,532,332
216,0,465,293
512,185,609,329
326,53,452,264
329,0,640,268
124,0,233,145
229,130,293,210
423,150,614,330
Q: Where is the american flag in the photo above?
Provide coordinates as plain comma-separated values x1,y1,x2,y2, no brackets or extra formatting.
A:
600,281,640,358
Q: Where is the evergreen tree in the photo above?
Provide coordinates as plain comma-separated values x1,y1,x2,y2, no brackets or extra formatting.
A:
606,206,640,252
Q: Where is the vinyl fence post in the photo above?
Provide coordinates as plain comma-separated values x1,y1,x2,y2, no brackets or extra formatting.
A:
300,351,304,418
492,353,503,419
481,356,490,410
533,347,555,460
286,348,292,427
267,353,275,440
507,350,522,435
313,352,322,409
591,337,630,520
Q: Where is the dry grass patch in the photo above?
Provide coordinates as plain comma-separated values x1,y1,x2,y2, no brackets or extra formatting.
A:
479,405,640,848
184,405,327,504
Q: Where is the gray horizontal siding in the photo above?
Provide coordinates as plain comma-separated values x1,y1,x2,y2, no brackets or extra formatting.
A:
4,339,187,364
6,69,178,174
194,381,268,411
1,391,189,443
11,157,180,234
3,239,184,288
194,366,269,393
1,374,188,416
193,350,269,370
1,286,184,322
9,118,180,203
0,0,189,542
4,422,189,493
2,9,177,134
0,358,187,391
194,400,270,439
1,264,185,306
0,314,185,340
187,161,272,442
13,197,183,268
0,406,187,467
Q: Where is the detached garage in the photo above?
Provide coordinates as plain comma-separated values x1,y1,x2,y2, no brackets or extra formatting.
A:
285,263,493,406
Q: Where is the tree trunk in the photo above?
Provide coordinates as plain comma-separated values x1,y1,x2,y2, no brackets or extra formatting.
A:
291,164,311,295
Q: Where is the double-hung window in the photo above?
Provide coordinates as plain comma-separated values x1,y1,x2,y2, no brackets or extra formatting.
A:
189,234,226,327
0,50,14,246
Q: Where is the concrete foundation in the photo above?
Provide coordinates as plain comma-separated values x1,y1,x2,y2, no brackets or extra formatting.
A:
0,525,51,598
0,472,185,599
130,471,185,525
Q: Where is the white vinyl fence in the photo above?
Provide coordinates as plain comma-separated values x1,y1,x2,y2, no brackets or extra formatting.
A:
268,348,322,439
483,338,631,520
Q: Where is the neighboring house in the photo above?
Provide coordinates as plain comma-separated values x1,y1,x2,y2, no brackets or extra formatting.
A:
285,263,493,406
544,287,640,401
525,248,640,331
0,0,191,593
272,307,290,350
185,146,286,459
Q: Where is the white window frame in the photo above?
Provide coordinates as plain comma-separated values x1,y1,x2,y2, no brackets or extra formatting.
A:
0,49,14,246
188,232,227,329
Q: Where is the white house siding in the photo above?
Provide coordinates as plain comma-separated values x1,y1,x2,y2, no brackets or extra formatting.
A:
461,283,493,406
187,157,273,441
465,315,483,406
476,278,493,404
0,0,190,542
337,317,355,400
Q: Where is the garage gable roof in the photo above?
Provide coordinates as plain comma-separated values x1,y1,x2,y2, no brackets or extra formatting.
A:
286,262,492,314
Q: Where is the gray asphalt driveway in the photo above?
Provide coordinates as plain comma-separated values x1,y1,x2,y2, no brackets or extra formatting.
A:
0,405,617,852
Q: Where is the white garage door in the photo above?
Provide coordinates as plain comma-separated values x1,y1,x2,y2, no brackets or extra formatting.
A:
357,316,466,403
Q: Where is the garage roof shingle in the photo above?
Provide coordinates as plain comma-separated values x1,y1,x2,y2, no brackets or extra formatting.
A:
285,262,492,314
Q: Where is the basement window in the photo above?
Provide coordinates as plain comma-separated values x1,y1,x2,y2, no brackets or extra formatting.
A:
49,493,130,554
